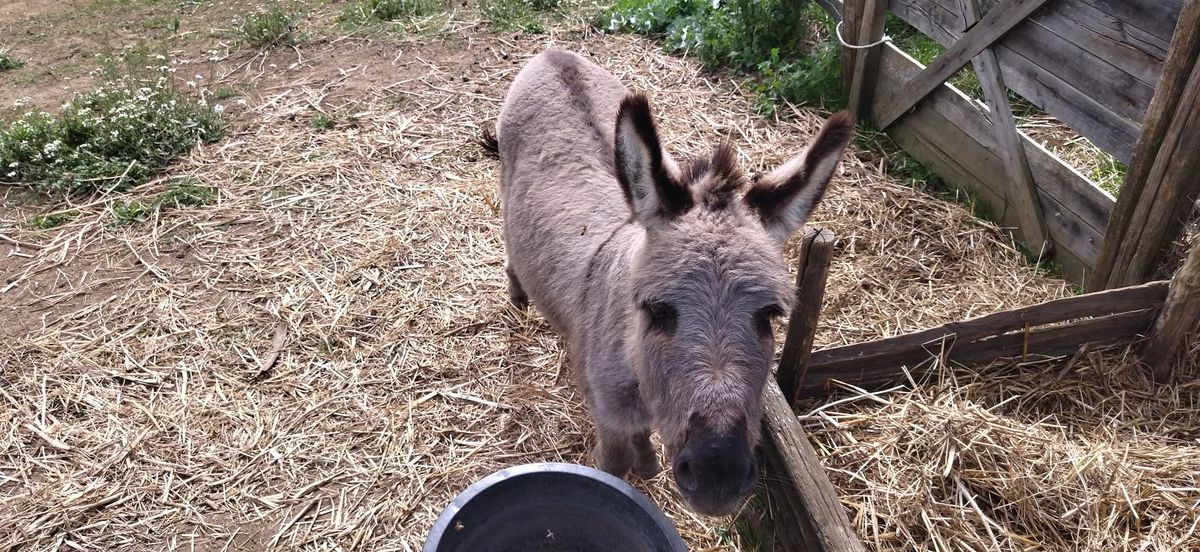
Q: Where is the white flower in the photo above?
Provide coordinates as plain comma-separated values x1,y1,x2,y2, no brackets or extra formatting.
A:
213,104,226,114
186,80,196,87
6,172,14,178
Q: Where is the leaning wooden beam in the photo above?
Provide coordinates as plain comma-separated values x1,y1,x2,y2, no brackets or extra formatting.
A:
842,0,888,120
874,0,1053,129
1092,0,1200,290
798,280,1168,395
1142,241,1200,382
777,228,836,403
760,381,866,552
958,0,1051,259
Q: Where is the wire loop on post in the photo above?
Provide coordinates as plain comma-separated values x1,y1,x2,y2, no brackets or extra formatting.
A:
835,20,893,50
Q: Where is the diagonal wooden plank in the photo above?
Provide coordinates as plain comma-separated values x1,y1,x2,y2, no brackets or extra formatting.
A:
875,0,1054,129
959,0,1052,257
1092,0,1200,290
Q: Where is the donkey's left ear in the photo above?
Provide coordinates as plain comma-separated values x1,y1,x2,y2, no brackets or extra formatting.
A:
614,93,692,227
743,112,855,242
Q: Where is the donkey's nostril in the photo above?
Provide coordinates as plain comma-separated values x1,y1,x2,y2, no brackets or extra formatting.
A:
673,456,698,494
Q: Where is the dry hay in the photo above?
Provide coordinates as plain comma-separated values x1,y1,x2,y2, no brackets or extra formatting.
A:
804,342,1200,552
0,9,1102,551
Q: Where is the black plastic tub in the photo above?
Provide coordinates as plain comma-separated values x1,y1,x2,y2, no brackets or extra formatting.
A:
422,462,688,552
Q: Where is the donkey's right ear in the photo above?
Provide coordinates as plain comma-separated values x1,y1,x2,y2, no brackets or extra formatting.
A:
614,93,692,226
743,112,855,243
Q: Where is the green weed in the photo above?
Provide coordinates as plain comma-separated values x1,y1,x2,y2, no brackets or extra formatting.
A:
110,180,217,225
0,50,223,196
111,200,152,225
481,0,559,33
239,6,297,48
341,0,444,23
599,0,844,110
0,54,24,72
213,87,238,100
311,112,335,130
159,180,217,208
30,210,79,229
1090,154,1126,197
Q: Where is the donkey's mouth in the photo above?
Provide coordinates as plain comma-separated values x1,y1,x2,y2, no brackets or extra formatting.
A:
674,460,759,517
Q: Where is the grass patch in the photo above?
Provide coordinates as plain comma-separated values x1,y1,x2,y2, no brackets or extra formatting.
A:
0,50,223,196
340,0,444,23
238,5,297,48
30,210,79,229
213,87,238,101
0,53,24,72
1089,155,1126,197
311,112,336,130
884,15,980,97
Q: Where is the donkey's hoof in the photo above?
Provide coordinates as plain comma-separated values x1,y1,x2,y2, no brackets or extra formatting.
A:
633,458,661,479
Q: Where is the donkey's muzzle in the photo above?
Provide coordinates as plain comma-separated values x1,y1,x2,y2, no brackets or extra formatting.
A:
671,418,757,516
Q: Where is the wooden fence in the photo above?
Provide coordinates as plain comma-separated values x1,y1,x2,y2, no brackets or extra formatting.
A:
820,0,1199,288
753,227,1200,550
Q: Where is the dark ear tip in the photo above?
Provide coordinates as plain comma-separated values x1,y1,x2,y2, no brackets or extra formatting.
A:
618,92,654,123
826,111,857,129
820,111,857,147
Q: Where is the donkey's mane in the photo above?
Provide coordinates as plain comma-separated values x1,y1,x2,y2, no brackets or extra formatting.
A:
683,140,748,211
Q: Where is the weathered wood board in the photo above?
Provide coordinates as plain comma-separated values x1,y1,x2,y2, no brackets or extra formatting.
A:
873,43,1113,282
888,0,1185,162
796,280,1168,395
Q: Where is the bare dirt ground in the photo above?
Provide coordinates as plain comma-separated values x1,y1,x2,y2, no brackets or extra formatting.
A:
16,1,1186,550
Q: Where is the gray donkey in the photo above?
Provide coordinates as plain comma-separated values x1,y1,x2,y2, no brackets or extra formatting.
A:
485,49,853,516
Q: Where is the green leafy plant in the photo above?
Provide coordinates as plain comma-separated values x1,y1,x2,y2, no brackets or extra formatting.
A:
599,0,843,110
0,52,223,196
239,6,297,48
0,53,24,72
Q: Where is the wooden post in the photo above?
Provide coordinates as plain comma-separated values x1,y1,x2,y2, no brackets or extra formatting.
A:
760,381,866,552
1092,0,1200,291
1142,240,1200,382
958,0,1051,259
776,228,836,404
842,0,888,120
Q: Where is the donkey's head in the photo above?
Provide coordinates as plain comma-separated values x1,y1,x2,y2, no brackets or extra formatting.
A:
614,94,853,516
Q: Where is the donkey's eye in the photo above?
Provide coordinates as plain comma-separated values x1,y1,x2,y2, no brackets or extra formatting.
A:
641,301,678,333
755,305,785,337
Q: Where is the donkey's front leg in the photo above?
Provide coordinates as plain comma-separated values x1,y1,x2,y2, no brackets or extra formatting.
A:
632,429,660,479
505,263,529,309
596,424,636,476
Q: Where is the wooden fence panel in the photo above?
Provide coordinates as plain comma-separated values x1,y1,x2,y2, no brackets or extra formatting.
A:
873,43,1112,281
888,0,1184,162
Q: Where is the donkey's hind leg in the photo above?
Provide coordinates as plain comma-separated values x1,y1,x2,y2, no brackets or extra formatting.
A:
505,263,529,309
631,430,660,479
596,424,636,477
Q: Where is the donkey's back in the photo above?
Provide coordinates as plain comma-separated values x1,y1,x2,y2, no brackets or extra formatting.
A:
496,49,644,336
